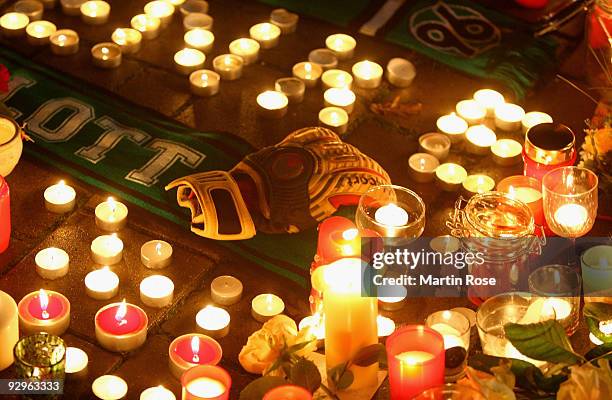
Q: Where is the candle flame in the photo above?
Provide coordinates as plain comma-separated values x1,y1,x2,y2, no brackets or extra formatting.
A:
507,185,516,199
265,294,273,309
566,173,574,189
155,242,162,255
224,56,232,66
477,176,484,185
115,299,127,325
58,34,67,45
115,29,125,41
39,289,49,319
448,164,456,175
58,180,65,187
419,158,426,170
191,336,200,363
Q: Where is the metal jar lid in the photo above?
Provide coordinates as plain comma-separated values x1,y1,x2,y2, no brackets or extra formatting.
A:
524,123,575,165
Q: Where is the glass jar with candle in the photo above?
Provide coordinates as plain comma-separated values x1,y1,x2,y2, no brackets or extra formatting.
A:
414,383,485,400
523,123,576,181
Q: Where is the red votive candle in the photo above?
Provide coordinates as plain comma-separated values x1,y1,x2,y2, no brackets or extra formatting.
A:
523,123,576,181
497,175,545,230
264,385,312,400
168,333,222,379
0,176,9,253
514,0,548,9
94,301,148,352
181,365,231,400
18,289,70,336
386,325,445,400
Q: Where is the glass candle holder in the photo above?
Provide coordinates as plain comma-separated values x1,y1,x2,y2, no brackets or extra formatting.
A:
523,123,576,181
414,383,485,400
497,175,544,228
425,310,470,350
581,245,612,296
14,333,65,400
528,264,581,335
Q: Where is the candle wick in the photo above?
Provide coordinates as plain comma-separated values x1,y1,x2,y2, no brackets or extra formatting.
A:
41,310,49,319
192,354,200,363
118,318,127,326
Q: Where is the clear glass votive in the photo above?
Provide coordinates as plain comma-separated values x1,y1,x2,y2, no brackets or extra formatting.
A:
14,333,66,399
414,383,485,400
425,310,470,350
581,245,612,297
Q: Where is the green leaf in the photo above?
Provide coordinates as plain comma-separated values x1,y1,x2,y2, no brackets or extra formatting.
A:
584,302,612,321
327,362,353,391
289,358,321,393
286,339,315,354
352,344,385,367
504,320,584,364
335,370,354,390
240,376,287,400
585,342,612,361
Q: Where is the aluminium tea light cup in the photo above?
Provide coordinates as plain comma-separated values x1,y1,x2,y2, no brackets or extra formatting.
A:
418,132,451,160
249,22,281,49
196,305,230,338
44,180,75,213
270,8,298,34
80,1,110,25
185,28,214,52
141,239,173,269
180,0,208,16
91,234,123,265
85,266,119,300
462,174,495,196
168,333,222,379
190,69,220,96
95,301,148,352
65,346,88,377
408,153,439,183
473,89,505,117
308,48,338,70
256,90,288,119
386,57,416,88
352,60,383,89
325,33,356,60
131,14,160,40
275,77,305,104
251,293,285,322
92,375,128,400
456,99,486,125
111,28,142,54
0,12,29,37
318,107,349,135
183,12,213,31
174,48,205,75
495,103,525,132
436,112,467,143
465,124,497,155
213,54,243,80
95,197,128,231
228,38,259,65
321,69,352,90
140,275,174,308
292,61,322,88
141,386,176,400
210,275,243,305
60,0,84,16
91,42,122,69
14,0,43,21
18,289,70,336
522,111,552,134
491,138,522,166
35,247,69,280
144,0,175,28
323,87,355,113
26,20,56,45
435,163,467,192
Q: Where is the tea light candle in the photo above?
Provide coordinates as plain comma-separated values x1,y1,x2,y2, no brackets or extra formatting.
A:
144,0,174,28
80,1,110,25
181,365,230,400
319,107,349,135
522,111,552,134
498,176,544,226
308,48,338,70
44,180,76,213
378,315,396,337
491,138,522,166
321,69,352,90
0,291,18,371
131,14,160,40
465,125,497,155
140,239,172,269
185,28,214,52
15,1,43,21
473,89,505,117
65,346,88,376
91,234,123,265
462,174,495,195
140,275,174,308
18,289,70,336
375,203,409,227
35,247,69,280
168,334,222,379
251,293,285,322
456,99,486,125
436,112,468,143
95,197,128,231
111,28,142,54
408,153,439,183
92,375,128,400
256,90,288,119
298,313,325,340
212,54,243,80
494,103,525,131
210,275,243,305
141,386,176,400
0,12,29,37
180,0,208,16
61,0,85,16
430,235,461,254
95,300,148,352
323,87,356,113
325,33,356,60
292,62,322,88
435,163,467,192
228,38,259,65
418,133,450,160
196,305,230,338
85,266,119,300
275,77,305,104
189,69,219,97
352,60,383,89
249,22,281,49
183,12,213,31
26,20,56,45
386,57,416,88
378,285,407,311
270,8,298,34
91,42,122,69
174,48,205,75
554,203,588,230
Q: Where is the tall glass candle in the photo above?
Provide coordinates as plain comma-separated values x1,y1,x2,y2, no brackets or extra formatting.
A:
497,175,544,227
523,123,576,181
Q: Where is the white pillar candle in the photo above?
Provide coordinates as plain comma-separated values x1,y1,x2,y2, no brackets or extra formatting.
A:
141,386,175,400
418,133,451,160
292,61,322,88
473,89,505,117
462,174,495,195
270,8,298,34
65,347,88,375
321,69,352,90
140,239,173,269
0,290,18,372
323,87,356,113
184,28,214,52
436,112,468,143
319,106,349,135
274,77,305,104
491,138,522,166
256,90,288,119
35,247,69,280
196,305,230,338
85,266,119,300
91,234,123,265
26,20,56,46
456,99,486,125
92,375,128,400
522,111,552,134
61,0,85,16
249,22,281,49
435,163,467,192
212,54,243,80
377,315,396,337
44,180,76,213
14,0,43,21
111,28,142,54
144,0,174,28
174,48,205,75
251,293,284,322
140,275,174,308
131,14,160,40
386,57,416,88
0,12,29,37
352,60,383,89
308,48,338,70
91,42,122,69
210,275,243,305
228,38,259,65
408,152,439,183
80,1,110,25
180,0,208,16
189,69,220,97
325,33,356,60
465,124,497,155
95,197,128,231
183,12,212,31
494,103,525,132
18,289,70,336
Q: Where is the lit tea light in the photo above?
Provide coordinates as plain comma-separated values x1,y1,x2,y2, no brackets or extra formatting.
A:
144,0,175,28
182,366,230,400
26,20,56,45
179,0,208,16
308,48,338,70
43,180,76,213
15,0,44,21
462,174,495,195
428,323,465,349
35,247,69,280
436,112,468,143
321,69,352,90
95,300,148,352
140,275,174,308
256,90,289,119
0,12,29,37
298,313,325,340
522,111,552,134
141,239,173,269
85,266,119,300
554,203,588,232
270,8,298,34
318,106,349,135
418,133,450,160
375,203,409,227
292,61,322,88
590,321,612,345
494,103,525,132
111,28,142,54
174,48,205,75
60,0,85,16
190,69,220,97
251,293,285,322
249,22,281,49
91,234,124,265
92,375,128,400
80,1,110,25
541,297,572,320
456,99,486,125
386,57,416,88
91,42,122,69
465,124,497,155
130,14,160,40
65,347,88,376
491,138,522,166
18,289,70,336
352,60,383,89
212,54,243,80
323,87,356,113
325,33,356,60
408,152,439,183
196,305,230,338
168,333,222,379
275,77,305,104
430,235,461,254
141,386,176,400
506,183,543,203
228,38,259,65
210,275,243,306
95,197,128,231
183,12,213,31
184,28,214,52
435,163,468,192
378,285,408,311
377,315,396,337
473,89,505,116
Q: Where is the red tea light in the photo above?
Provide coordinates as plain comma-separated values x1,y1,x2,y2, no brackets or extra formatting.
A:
18,289,70,336
181,365,231,400
264,385,312,400
315,216,360,264
94,300,148,352
497,175,544,227
168,333,222,379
